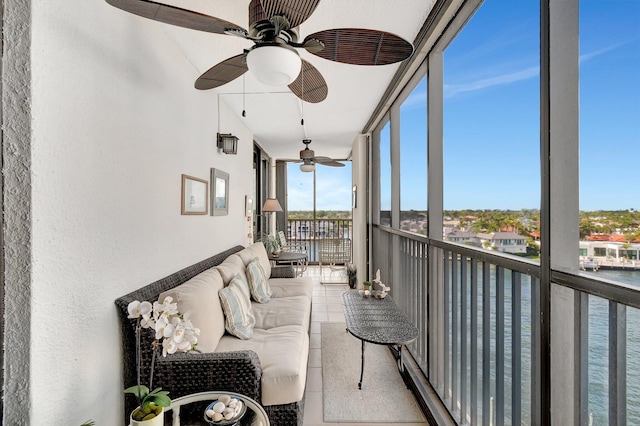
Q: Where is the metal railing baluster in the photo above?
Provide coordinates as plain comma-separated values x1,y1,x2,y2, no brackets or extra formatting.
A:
512,271,522,425
443,249,451,406
461,255,468,424
531,276,541,426
452,252,459,417
482,261,491,426
579,292,589,426
470,258,479,425
609,301,627,425
496,266,505,426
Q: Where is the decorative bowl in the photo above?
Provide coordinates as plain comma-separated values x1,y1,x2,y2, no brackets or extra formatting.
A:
358,289,371,298
204,396,247,425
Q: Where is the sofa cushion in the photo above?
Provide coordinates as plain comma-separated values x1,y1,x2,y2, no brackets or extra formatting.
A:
216,254,247,286
215,325,309,406
269,277,314,299
158,268,225,353
218,274,255,340
246,258,272,303
252,295,311,330
236,242,271,278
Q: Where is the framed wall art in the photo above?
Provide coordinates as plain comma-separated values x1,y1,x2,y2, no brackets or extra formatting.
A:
211,168,229,216
181,174,208,215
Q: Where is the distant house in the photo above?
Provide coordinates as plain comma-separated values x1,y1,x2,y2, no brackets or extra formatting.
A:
477,232,527,254
444,229,477,245
580,240,640,261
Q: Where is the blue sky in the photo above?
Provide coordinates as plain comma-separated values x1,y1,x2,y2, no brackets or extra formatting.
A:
292,1,640,212
287,163,352,211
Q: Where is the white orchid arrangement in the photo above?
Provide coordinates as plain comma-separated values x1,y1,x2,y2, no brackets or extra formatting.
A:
125,296,200,421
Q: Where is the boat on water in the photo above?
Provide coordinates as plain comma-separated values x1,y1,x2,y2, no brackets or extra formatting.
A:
580,258,599,271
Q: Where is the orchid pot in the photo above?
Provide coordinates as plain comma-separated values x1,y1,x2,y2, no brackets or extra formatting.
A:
130,405,164,426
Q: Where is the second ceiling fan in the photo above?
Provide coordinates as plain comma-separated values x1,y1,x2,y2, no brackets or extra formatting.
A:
105,0,414,103
296,139,344,172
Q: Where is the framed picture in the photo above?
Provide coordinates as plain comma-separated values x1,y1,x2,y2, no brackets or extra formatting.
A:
211,168,230,216
181,174,208,215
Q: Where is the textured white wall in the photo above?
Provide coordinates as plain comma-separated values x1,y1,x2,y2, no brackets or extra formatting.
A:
3,0,32,424
9,0,254,424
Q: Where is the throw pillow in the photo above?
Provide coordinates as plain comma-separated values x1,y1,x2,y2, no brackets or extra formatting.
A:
246,257,273,303
218,275,255,339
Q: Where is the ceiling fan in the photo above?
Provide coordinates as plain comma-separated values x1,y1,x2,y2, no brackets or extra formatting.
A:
296,139,344,172
105,0,414,103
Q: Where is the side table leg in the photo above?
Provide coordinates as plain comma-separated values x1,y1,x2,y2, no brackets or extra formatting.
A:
358,340,365,390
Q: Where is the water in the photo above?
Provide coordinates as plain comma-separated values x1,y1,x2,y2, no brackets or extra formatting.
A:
443,267,640,425
584,270,640,425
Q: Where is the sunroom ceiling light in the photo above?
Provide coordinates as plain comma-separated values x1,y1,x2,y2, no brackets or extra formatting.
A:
300,163,315,173
246,45,302,86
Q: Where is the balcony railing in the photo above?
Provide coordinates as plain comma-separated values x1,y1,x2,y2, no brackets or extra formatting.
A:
285,218,352,264
372,225,640,425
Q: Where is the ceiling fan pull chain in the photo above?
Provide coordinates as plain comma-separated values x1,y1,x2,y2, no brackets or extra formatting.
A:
300,64,305,126
242,74,247,117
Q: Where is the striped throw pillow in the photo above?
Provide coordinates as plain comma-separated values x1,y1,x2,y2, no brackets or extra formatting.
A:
246,257,273,303
218,275,255,339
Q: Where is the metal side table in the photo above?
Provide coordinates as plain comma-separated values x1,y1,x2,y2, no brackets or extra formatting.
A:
342,290,419,389
164,391,269,426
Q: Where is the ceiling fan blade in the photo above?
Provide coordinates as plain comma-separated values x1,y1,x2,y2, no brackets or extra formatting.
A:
313,156,333,163
249,0,320,28
304,28,413,65
288,59,328,103
106,0,246,35
317,160,345,167
314,157,345,167
195,53,248,90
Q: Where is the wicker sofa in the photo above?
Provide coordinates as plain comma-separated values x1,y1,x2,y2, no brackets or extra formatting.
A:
115,243,313,425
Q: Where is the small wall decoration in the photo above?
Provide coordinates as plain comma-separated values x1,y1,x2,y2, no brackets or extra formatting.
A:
181,174,208,215
211,168,230,216
352,185,358,209
245,195,254,216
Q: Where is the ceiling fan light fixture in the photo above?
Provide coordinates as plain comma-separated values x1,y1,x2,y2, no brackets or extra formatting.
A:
300,163,315,173
246,44,301,86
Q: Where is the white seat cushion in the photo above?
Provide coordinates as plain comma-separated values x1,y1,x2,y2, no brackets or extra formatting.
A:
215,325,309,406
158,268,225,353
269,277,314,299
251,295,311,331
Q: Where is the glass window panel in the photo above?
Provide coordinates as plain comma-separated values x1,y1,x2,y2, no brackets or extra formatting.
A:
579,1,640,283
443,0,540,260
400,76,428,235
380,121,392,226
316,162,353,219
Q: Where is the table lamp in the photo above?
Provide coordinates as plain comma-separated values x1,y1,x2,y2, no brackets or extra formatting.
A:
262,198,283,235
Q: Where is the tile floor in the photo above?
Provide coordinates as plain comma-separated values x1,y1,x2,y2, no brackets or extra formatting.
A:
301,266,430,426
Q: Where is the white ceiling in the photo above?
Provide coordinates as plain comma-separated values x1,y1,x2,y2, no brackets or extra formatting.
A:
155,0,435,160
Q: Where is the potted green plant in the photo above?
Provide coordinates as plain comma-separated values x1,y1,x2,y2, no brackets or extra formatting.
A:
347,263,357,289
261,233,281,256
125,297,200,425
